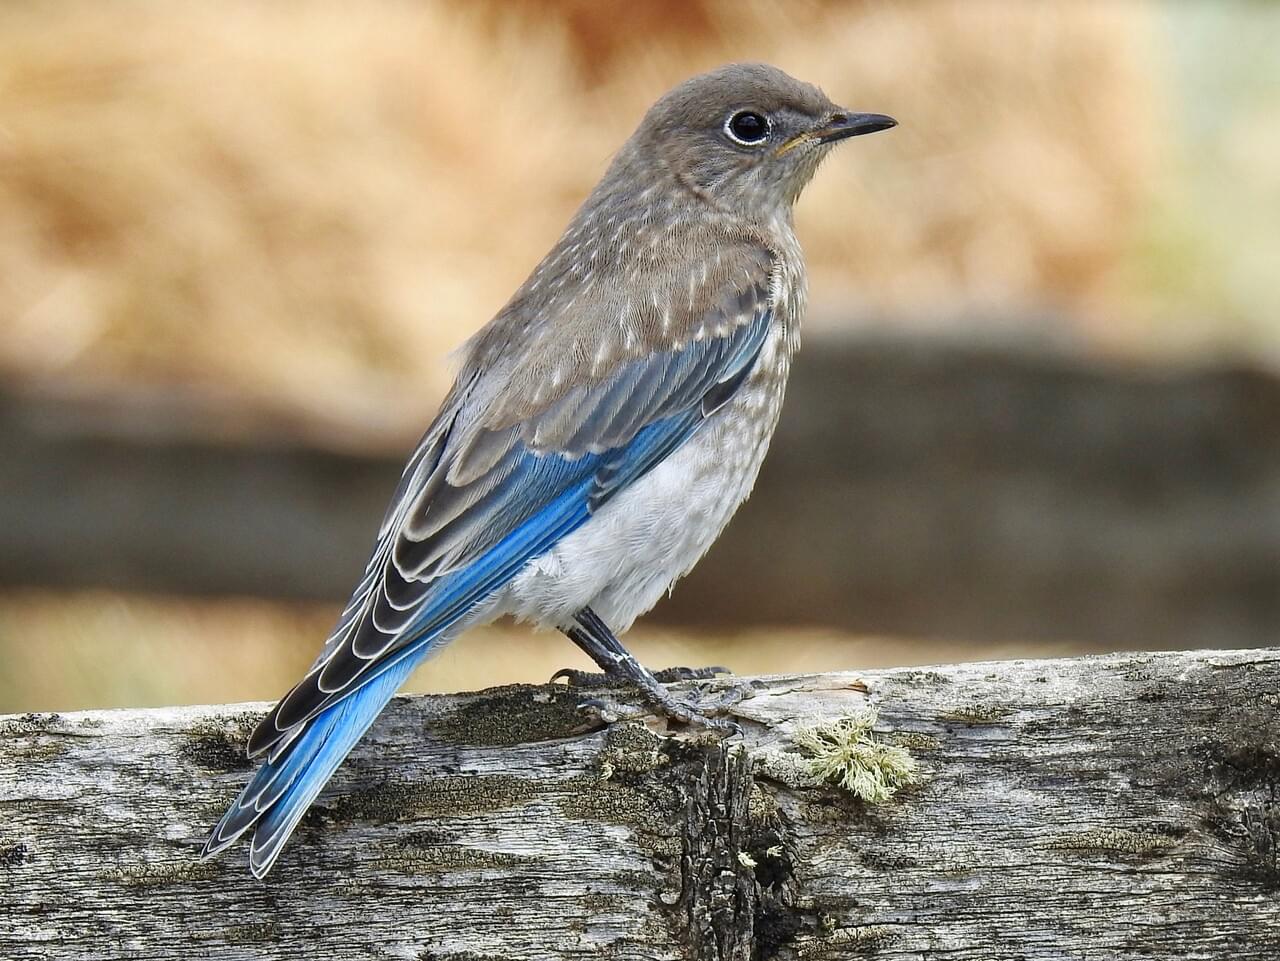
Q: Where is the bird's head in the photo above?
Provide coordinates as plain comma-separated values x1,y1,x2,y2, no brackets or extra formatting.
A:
629,62,895,221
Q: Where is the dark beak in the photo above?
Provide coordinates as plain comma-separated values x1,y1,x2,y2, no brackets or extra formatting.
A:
814,111,897,144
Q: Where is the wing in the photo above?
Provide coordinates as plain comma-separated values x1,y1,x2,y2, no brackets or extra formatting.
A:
247,244,778,758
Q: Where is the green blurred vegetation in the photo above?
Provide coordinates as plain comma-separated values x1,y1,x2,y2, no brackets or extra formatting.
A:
1129,3,1280,361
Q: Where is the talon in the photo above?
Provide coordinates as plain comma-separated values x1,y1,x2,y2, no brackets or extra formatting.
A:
668,707,741,737
710,717,743,737
551,667,615,688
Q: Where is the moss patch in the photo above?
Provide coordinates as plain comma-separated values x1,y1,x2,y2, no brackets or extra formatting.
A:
596,721,668,780
433,684,595,747
104,861,221,888
0,713,61,735
374,841,532,874
223,922,282,945
1,842,30,868
1045,827,1180,857
318,774,540,824
938,703,1012,724
180,713,262,772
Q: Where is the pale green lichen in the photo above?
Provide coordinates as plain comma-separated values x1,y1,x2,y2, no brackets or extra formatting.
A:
767,708,919,803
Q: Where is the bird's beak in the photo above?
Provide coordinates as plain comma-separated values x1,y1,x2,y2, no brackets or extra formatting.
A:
776,111,896,157
813,111,897,144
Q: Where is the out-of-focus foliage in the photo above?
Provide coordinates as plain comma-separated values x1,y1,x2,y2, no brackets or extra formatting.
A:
1128,3,1280,362
1,0,1163,433
2,1,1277,714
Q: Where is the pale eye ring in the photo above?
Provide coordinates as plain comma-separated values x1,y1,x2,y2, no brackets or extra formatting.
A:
725,110,770,146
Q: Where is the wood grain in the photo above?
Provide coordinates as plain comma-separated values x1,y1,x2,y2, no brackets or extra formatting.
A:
3,648,1278,959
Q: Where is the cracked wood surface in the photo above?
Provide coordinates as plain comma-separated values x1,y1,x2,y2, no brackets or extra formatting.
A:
2,648,1279,960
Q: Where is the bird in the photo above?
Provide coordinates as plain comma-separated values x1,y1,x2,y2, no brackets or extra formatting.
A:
202,62,895,877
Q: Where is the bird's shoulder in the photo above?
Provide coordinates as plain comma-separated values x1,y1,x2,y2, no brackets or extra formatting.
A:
460,219,787,431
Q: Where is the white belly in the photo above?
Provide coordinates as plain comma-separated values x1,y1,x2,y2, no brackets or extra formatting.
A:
494,325,792,634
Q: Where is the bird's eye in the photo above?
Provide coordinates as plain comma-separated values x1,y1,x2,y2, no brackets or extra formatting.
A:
725,110,770,146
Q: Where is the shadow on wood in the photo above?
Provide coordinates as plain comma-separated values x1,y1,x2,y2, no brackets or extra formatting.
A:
3,648,1278,959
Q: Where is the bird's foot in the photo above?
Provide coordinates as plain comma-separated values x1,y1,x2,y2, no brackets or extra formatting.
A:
575,673,753,736
551,664,731,688
551,668,621,689
653,665,731,683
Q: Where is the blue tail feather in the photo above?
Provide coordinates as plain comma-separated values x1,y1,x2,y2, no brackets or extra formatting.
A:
203,656,419,878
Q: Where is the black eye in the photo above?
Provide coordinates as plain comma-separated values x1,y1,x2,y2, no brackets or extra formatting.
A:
725,110,770,145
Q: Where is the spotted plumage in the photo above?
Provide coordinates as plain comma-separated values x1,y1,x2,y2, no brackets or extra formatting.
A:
203,61,895,876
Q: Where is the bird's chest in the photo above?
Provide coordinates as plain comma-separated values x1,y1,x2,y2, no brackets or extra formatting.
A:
499,318,796,632
593,321,795,623
771,228,807,348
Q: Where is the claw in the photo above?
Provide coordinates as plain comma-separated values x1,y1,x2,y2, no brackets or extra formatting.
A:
575,696,644,725
709,717,743,737
552,668,618,688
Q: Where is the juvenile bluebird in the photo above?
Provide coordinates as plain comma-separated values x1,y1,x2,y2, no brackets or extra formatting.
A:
203,62,895,876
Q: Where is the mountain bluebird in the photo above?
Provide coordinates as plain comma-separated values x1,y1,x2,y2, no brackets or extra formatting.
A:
203,62,894,876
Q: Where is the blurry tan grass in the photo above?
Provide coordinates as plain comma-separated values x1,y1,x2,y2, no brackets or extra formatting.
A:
0,0,1157,438
0,588,1109,714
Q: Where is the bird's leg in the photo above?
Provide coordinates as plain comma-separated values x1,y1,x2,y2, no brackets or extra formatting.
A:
555,608,729,685
552,664,727,687
557,607,742,732
550,626,627,689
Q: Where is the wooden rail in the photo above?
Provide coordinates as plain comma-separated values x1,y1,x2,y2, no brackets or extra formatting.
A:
3,647,1278,959
4,335,1280,649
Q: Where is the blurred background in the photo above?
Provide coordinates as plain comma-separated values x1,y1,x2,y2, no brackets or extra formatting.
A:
2,0,1278,713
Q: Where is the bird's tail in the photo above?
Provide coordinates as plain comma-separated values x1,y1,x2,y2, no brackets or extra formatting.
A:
201,655,419,878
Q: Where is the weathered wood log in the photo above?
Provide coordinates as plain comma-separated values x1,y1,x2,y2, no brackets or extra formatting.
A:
3,648,1279,960
5,334,1280,649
